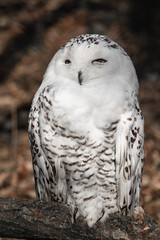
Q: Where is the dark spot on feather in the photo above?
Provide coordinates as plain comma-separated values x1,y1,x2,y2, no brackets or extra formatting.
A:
83,195,96,201
131,137,135,143
109,44,118,49
125,167,128,173
49,177,54,183
129,201,132,210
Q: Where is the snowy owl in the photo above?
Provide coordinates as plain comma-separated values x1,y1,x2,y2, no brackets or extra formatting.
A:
28,34,144,227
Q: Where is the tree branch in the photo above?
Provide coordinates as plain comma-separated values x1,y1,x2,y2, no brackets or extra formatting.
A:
0,197,159,240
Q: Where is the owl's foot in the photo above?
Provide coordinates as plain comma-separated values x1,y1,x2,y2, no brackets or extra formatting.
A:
97,208,105,222
70,205,79,224
73,207,79,223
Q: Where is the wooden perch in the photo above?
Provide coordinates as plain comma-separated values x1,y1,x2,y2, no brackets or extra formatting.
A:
0,198,160,240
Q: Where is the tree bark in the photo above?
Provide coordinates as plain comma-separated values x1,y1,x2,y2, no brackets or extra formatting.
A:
0,197,160,240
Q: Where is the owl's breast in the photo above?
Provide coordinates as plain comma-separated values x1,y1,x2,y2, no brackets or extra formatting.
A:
53,83,126,135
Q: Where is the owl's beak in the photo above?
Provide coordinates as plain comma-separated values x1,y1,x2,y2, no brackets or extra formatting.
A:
78,71,83,85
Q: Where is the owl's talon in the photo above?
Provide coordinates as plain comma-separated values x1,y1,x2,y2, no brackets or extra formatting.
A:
73,207,78,223
97,209,105,222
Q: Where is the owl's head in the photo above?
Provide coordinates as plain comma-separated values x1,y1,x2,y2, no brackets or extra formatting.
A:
44,34,138,93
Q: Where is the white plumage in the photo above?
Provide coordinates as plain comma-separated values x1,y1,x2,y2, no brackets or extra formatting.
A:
28,34,144,227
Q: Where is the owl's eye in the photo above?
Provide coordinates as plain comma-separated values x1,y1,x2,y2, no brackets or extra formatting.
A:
65,59,71,64
92,58,107,64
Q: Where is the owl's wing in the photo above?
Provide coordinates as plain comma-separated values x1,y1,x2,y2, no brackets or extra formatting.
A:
28,86,67,202
115,101,144,215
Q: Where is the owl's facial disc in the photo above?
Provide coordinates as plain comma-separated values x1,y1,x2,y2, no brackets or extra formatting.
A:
78,71,83,85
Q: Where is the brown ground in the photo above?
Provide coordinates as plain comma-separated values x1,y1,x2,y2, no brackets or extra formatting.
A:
0,1,159,237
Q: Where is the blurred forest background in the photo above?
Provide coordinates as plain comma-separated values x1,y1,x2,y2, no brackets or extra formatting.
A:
0,0,160,232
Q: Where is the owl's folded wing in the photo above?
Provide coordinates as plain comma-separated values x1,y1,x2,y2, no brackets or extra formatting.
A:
115,103,144,215
28,86,67,202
